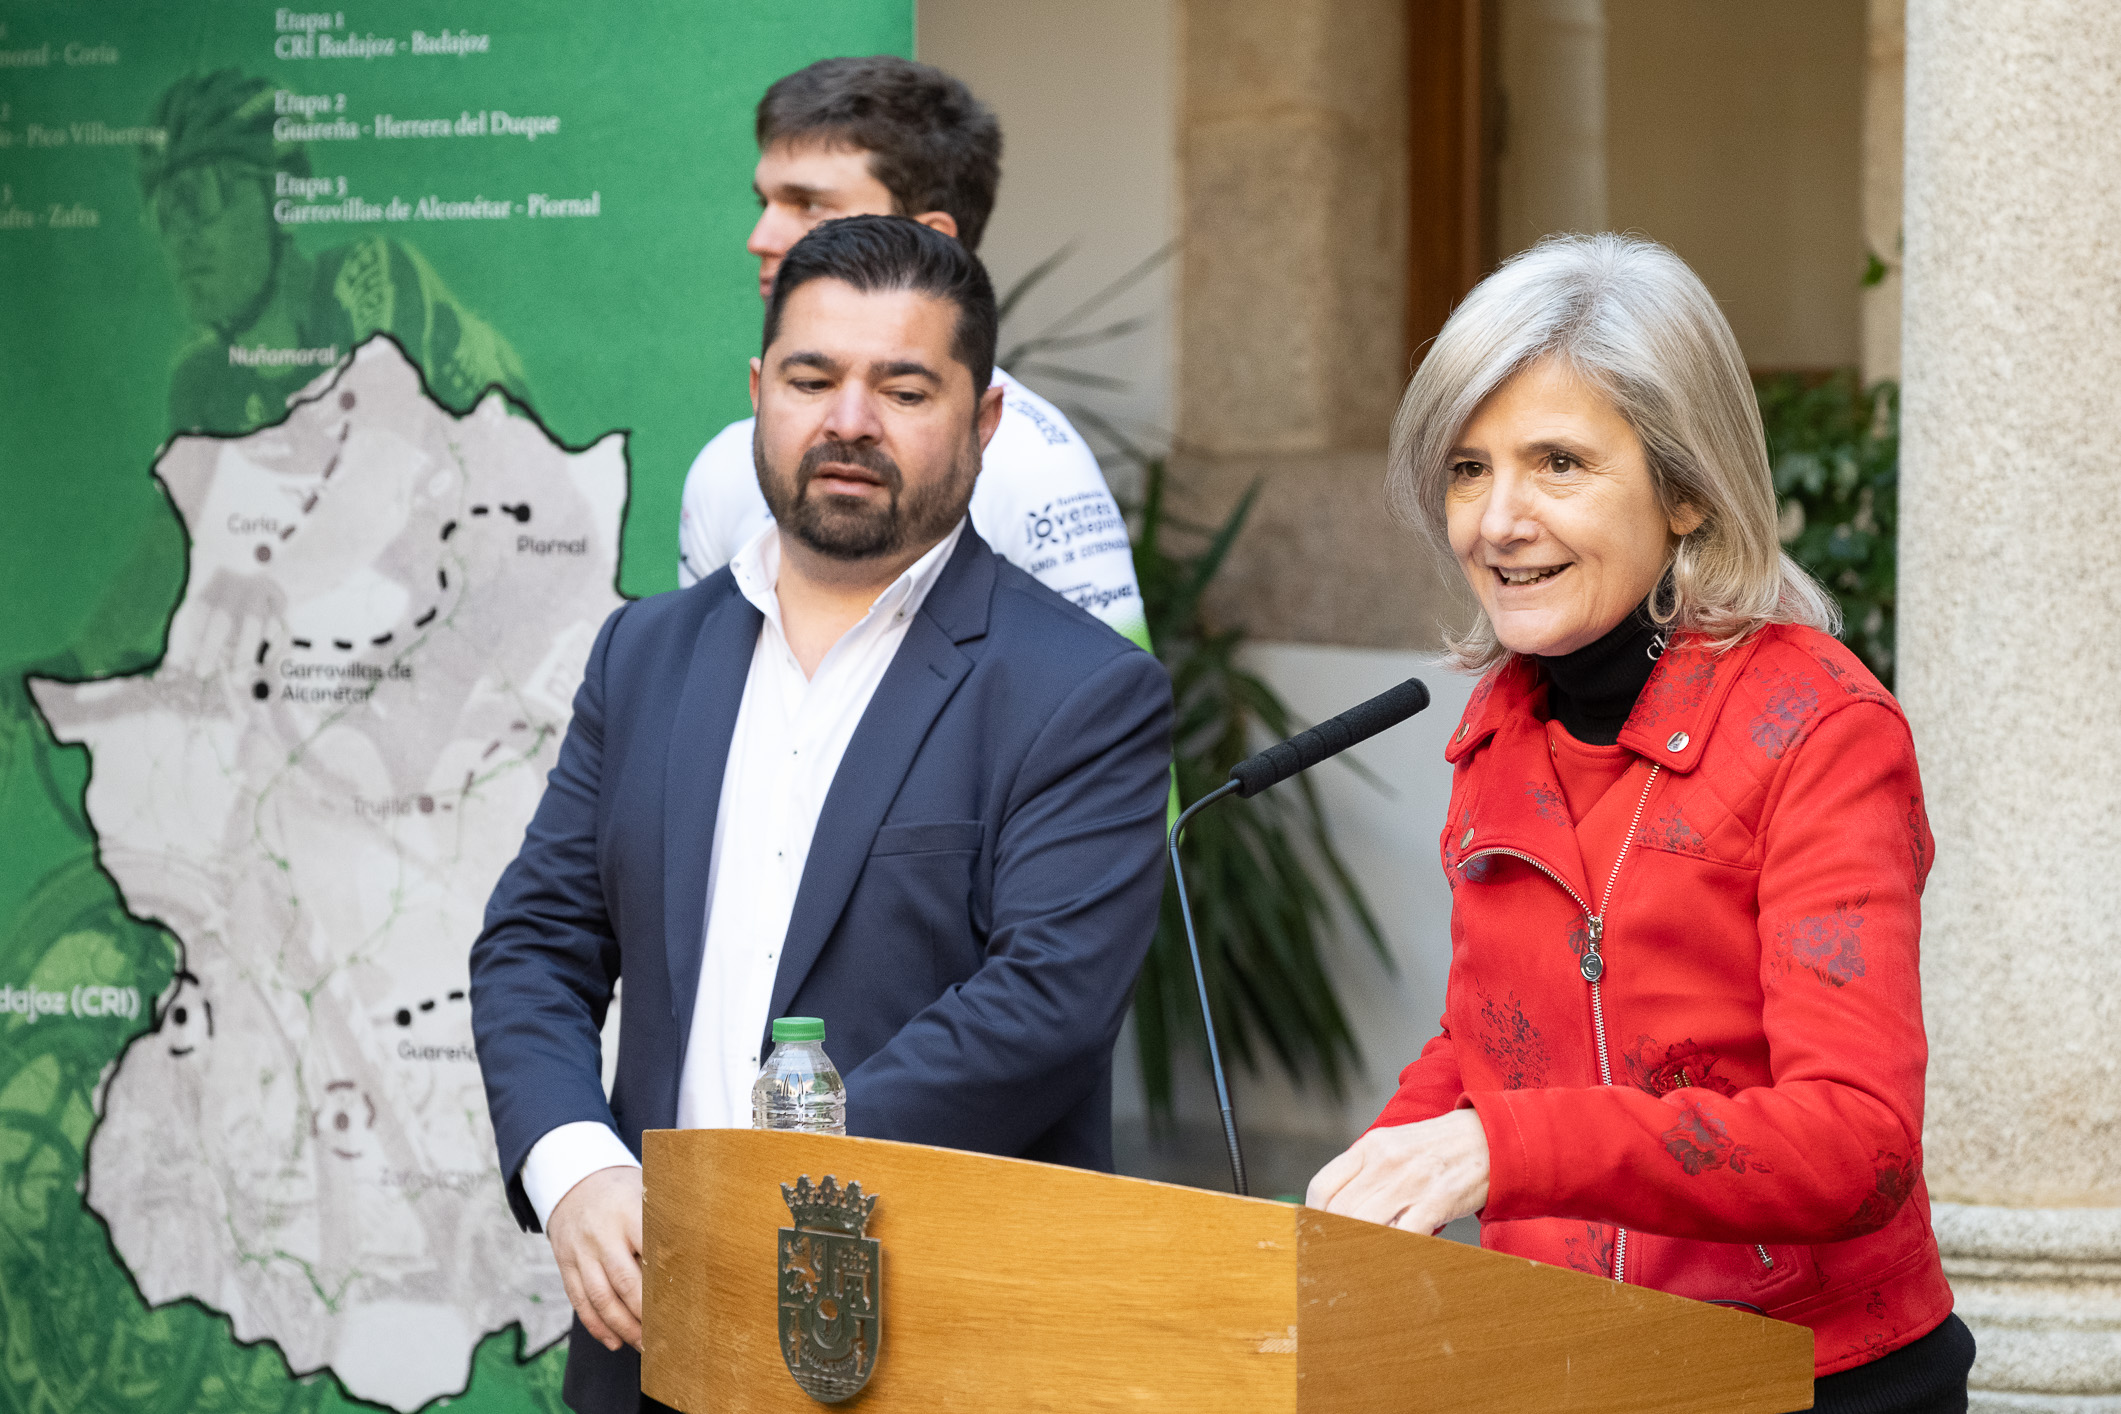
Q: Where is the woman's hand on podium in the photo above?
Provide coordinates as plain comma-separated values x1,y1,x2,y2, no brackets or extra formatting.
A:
1305,1109,1490,1235
547,1164,645,1351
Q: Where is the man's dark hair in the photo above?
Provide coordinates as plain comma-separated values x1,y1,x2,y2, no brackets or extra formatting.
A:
764,216,997,396
757,56,1002,252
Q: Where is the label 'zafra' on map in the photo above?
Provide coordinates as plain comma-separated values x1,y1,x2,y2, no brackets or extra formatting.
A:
28,337,627,1412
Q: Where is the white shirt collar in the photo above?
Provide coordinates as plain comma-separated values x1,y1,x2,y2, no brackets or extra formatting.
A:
728,517,967,638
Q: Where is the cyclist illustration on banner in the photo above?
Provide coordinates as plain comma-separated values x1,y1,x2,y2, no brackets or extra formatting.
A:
142,69,529,435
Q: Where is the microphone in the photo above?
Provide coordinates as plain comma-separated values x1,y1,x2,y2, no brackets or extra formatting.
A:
1228,677,1431,798
1166,678,1431,1195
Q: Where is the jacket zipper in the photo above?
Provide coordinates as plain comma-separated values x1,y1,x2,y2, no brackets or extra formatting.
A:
1463,762,1661,1285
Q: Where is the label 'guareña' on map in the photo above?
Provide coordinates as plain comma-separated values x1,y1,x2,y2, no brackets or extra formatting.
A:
30,337,625,1410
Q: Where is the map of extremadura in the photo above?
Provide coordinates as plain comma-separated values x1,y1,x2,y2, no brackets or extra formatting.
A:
30,338,625,1410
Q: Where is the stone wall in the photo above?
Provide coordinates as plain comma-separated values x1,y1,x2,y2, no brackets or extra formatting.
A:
1174,0,1463,650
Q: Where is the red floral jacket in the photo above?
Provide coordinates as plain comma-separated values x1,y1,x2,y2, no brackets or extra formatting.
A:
1372,623,1953,1376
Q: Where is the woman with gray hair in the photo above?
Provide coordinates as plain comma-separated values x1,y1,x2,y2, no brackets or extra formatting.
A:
1307,234,1971,1412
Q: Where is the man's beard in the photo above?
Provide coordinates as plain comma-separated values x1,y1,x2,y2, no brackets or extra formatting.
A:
754,427,979,561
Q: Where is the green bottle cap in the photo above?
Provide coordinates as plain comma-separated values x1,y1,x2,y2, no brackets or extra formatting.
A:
772,1016,825,1043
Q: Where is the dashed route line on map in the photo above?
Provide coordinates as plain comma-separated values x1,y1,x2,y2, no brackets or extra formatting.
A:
237,376,526,982
245,394,538,699
26,332,637,1410
390,988,467,1029
164,968,213,1057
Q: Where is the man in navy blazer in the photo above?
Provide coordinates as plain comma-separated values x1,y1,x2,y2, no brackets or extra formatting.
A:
469,215,1172,1413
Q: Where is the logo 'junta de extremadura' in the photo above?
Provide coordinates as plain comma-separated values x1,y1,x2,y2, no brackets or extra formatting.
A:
778,1175,881,1404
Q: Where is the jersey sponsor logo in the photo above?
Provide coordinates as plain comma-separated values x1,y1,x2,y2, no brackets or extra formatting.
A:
1005,396,1072,447
1024,491,1127,554
1056,581,1138,616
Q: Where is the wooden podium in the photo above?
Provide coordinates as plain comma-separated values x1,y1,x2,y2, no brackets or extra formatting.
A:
641,1130,1813,1412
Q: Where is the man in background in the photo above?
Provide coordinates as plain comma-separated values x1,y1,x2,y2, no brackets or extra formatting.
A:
679,56,1150,652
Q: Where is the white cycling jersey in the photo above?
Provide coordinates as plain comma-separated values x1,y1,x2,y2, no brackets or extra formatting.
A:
677,367,1149,651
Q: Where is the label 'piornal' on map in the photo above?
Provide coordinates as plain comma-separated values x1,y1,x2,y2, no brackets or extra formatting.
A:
29,337,626,1411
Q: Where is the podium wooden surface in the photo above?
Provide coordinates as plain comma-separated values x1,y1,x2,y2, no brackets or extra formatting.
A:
642,1130,1813,1413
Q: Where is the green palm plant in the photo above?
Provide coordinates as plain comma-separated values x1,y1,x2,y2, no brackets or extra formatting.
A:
995,239,1170,397
1755,372,1900,687
1127,460,1390,1115
991,247,1390,1115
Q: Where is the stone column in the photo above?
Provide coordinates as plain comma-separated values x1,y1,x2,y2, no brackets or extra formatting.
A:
1175,0,1454,650
1900,2,2121,1406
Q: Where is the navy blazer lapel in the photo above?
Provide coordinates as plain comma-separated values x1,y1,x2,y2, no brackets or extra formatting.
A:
763,534,994,1043
663,585,763,1054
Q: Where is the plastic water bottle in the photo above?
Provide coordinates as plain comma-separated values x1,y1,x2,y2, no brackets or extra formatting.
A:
751,1016,846,1134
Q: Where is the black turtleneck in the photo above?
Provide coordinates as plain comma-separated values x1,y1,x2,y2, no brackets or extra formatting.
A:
1538,602,1666,746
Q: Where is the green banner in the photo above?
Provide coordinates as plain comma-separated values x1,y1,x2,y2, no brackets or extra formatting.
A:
0,3,908,1409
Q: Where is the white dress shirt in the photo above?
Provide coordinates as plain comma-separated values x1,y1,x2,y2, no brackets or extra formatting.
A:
518,519,967,1226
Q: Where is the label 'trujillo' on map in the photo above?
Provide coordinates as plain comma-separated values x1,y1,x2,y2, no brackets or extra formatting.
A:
29,337,626,1411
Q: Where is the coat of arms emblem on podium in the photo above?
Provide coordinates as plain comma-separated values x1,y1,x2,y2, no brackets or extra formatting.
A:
777,1174,882,1403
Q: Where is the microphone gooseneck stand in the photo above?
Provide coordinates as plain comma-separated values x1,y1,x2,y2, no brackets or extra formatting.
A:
1165,676,1432,1198
1167,777,1249,1195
